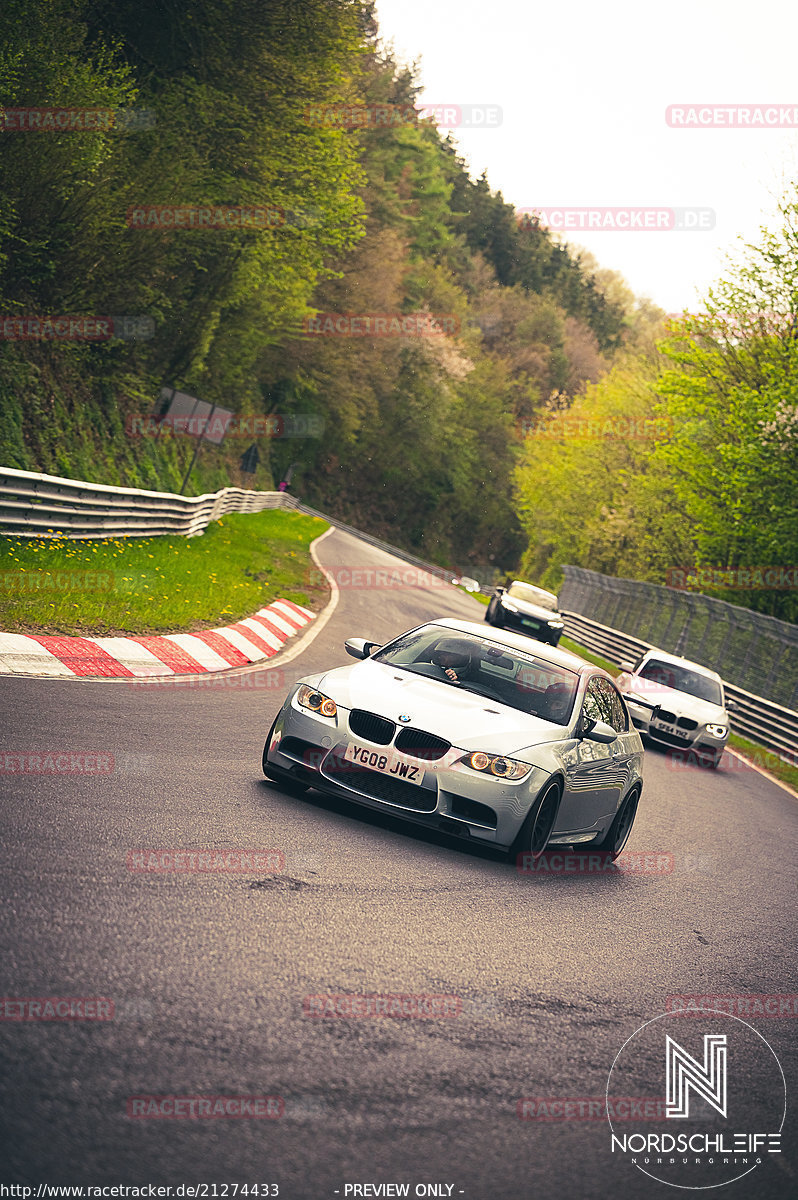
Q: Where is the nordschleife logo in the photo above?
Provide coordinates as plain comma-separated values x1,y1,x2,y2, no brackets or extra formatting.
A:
665,1033,727,1119
606,1011,785,1189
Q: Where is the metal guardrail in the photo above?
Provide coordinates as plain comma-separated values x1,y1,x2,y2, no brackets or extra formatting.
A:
560,563,798,711
0,466,293,539
561,610,798,762
1,466,794,758
0,469,477,589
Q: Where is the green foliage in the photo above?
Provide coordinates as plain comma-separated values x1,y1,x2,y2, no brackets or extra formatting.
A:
0,509,329,634
514,191,798,623
0,0,653,579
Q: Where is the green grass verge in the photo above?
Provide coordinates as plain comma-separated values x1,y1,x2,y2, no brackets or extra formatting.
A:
0,510,330,637
560,635,616,673
560,636,797,794
726,731,798,794
469,590,490,606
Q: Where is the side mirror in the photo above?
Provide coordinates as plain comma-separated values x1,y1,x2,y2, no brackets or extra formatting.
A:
345,638,380,660
584,720,617,745
619,660,635,673
494,586,505,595
725,698,739,713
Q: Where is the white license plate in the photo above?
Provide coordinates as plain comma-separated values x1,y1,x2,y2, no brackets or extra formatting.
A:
654,722,679,736
344,742,424,785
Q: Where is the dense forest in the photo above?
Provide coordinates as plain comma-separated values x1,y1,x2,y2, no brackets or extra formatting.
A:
1,0,796,619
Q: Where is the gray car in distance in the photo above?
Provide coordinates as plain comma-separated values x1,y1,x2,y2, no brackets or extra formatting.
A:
263,618,644,863
485,580,565,646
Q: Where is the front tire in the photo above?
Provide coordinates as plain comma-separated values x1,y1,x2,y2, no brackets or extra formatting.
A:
487,599,504,627
588,787,640,860
509,780,561,865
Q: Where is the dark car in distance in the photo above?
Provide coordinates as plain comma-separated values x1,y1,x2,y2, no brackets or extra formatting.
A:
485,580,565,647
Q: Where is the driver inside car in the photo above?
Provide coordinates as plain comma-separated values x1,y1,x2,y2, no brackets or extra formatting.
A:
430,637,479,683
542,681,573,724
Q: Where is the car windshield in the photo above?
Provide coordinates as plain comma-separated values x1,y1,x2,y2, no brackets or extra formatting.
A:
638,658,723,705
507,582,558,611
373,625,579,723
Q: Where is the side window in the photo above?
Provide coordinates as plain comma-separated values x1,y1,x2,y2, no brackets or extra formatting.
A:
599,678,629,732
582,677,612,727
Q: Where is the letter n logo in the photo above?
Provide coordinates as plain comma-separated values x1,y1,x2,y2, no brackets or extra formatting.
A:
665,1034,727,1118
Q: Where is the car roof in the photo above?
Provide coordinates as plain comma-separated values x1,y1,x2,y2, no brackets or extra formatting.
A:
430,617,596,675
638,647,722,684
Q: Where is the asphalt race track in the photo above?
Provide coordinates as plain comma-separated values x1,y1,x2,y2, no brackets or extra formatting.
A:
1,529,796,1199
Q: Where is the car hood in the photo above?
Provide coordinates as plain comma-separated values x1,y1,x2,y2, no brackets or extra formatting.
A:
311,659,567,755
625,680,726,723
502,596,560,621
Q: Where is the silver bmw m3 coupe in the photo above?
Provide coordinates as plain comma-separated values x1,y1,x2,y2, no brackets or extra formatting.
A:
263,618,644,863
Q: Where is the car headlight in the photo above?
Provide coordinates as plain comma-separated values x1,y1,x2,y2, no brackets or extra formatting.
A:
297,684,337,718
503,600,518,612
462,751,530,780
705,724,727,738
547,619,564,628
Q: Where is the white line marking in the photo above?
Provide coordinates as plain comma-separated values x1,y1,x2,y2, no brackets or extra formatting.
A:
213,627,271,662
238,617,284,650
165,633,233,671
0,632,76,676
257,608,296,636
86,636,175,676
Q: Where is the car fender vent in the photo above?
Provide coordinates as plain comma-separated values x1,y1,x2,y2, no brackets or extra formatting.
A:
449,796,498,829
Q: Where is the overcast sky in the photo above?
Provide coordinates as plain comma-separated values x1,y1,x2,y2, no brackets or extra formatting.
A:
374,0,798,313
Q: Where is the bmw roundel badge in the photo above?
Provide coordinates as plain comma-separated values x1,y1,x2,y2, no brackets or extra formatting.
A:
398,714,411,723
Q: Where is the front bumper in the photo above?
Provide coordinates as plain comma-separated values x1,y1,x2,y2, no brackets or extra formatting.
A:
499,607,563,642
265,703,553,849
